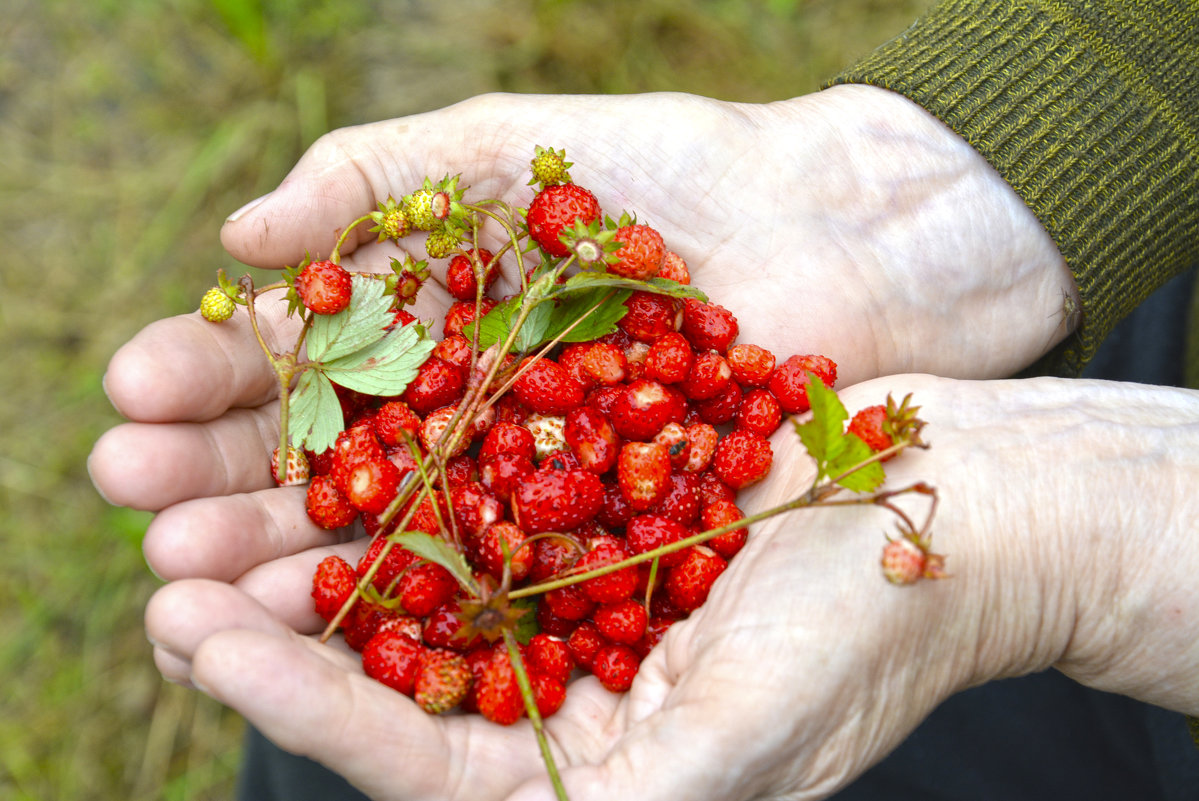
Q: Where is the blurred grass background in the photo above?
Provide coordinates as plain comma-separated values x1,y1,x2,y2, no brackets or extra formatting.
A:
1,0,930,798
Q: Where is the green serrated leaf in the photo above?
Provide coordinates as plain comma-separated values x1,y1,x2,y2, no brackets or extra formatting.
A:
466,294,523,349
324,325,435,396
513,298,555,351
511,597,540,644
791,372,848,471
306,275,393,362
389,531,476,591
827,434,887,492
288,368,343,453
548,271,706,301
543,287,632,343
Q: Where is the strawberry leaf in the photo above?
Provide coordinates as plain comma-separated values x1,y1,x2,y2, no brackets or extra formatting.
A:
542,287,633,343
324,324,435,396
829,434,886,493
389,531,477,592
792,372,847,471
547,271,706,301
466,294,523,350
306,275,393,362
288,368,343,453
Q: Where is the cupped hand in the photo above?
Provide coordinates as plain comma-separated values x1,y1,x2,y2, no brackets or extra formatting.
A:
140,374,1199,801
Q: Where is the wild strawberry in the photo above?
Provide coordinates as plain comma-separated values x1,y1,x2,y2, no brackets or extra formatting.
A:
475,646,525,725
617,441,673,511
726,343,776,387
556,342,595,390
702,499,748,559
443,298,497,338
566,620,607,670
545,582,597,622
512,357,585,416
396,562,459,618
479,451,536,502
881,534,947,585
295,259,352,315
199,286,236,322
713,429,773,490
341,456,401,514
679,350,732,401
650,472,702,527
682,423,719,473
580,341,628,386
657,250,690,284
625,513,691,567
526,633,575,685
594,598,649,645
479,421,537,462
609,221,666,280
445,248,499,301
527,183,603,258
529,145,573,187
530,672,567,719
270,445,310,486
768,354,837,414
618,291,681,343
357,535,417,594
305,474,359,530
694,468,736,506
609,378,688,442
511,468,604,533
400,356,466,416
444,454,478,487
311,554,357,621
575,536,639,604
635,616,676,658
665,545,727,612
653,422,691,470
564,405,621,475
421,599,485,651
681,298,739,354
419,405,471,458
596,481,636,530
694,379,744,426
645,331,694,384
432,334,473,372
342,597,402,652
735,388,783,438
372,400,422,448
361,629,425,696
403,186,443,231
847,404,894,456
474,521,534,581
415,649,472,714
591,644,641,693
450,481,505,541
523,412,570,461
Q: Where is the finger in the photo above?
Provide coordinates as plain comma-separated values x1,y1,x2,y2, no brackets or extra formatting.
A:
102,306,291,424
142,486,354,582
88,405,278,511
191,626,543,800
232,541,368,633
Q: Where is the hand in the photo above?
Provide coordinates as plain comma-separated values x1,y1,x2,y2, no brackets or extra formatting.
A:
137,374,1199,800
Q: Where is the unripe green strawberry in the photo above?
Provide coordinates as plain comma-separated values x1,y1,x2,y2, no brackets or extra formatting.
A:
425,228,461,259
200,286,235,322
404,187,439,231
529,145,573,187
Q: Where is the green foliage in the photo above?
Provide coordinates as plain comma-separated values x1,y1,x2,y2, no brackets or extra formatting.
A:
793,373,886,492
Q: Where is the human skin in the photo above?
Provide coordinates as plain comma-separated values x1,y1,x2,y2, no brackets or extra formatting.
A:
90,86,1199,801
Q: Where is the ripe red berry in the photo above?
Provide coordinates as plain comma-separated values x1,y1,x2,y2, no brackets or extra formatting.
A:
617,291,681,343
726,343,776,387
474,520,534,582
609,378,688,442
530,672,567,719
396,562,459,618
848,404,894,455
295,259,352,315
357,535,417,594
734,387,783,438
445,248,499,301
594,598,649,645
680,298,739,354
512,357,585,416
305,474,359,530
679,350,732,401
526,633,576,685
564,405,621,475
511,467,604,533
712,429,773,490
372,400,422,448
341,456,402,514
609,222,666,280
701,499,748,559
616,441,673,511
575,536,639,604
657,250,690,284
768,354,837,414
475,646,525,725
400,356,466,416
415,649,472,714
625,513,690,567
311,554,357,621
591,644,641,693
527,183,603,258
645,331,694,384
566,620,607,670
361,629,425,696
665,545,727,612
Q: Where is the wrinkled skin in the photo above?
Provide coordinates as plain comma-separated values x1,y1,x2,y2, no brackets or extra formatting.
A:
89,88,1199,801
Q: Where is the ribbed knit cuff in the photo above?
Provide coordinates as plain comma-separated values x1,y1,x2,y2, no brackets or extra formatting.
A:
826,0,1198,376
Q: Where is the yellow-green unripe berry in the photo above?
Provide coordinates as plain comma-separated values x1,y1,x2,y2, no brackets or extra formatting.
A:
200,287,235,322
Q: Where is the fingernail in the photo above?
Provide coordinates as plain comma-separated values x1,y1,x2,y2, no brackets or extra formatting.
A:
226,193,270,223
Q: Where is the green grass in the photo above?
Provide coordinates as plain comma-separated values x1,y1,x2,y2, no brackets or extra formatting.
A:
0,0,929,798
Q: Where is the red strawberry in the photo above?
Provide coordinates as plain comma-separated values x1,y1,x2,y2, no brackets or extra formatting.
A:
591,644,640,693
372,400,422,448
609,222,666,280
311,554,357,621
694,378,744,426
478,420,537,462
580,341,628,386
341,456,402,514
445,248,499,301
511,467,604,533
712,429,773,490
734,387,783,438
680,298,739,354
653,422,691,470
400,356,466,416
527,183,603,258
564,405,621,475
679,350,732,401
512,357,585,416
702,499,748,559
443,298,497,338
421,599,484,651
665,545,727,612
625,513,690,567
617,291,682,343
432,334,473,372
616,441,673,511
361,629,425,696
649,472,702,527
575,536,639,604
396,562,459,618
357,535,417,594
450,481,505,541
475,646,525,725
594,598,648,645
295,259,352,315
526,633,576,685
848,404,894,455
682,423,718,473
609,378,688,442
415,649,472,714
479,451,537,503
305,475,359,530
645,331,694,385
657,250,690,284
474,521,534,581
566,620,607,670
726,343,776,387
530,672,567,719
768,354,837,414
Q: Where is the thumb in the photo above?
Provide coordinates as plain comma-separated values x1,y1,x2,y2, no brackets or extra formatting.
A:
218,119,411,269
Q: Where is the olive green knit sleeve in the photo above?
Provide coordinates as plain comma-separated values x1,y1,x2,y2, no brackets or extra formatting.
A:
826,0,1198,376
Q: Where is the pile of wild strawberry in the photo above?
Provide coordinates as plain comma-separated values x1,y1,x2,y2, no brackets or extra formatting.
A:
207,146,924,726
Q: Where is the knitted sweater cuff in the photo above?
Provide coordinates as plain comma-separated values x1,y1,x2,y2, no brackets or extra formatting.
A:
825,0,1198,376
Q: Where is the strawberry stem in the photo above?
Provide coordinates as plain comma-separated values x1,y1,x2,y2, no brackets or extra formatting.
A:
502,630,570,801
